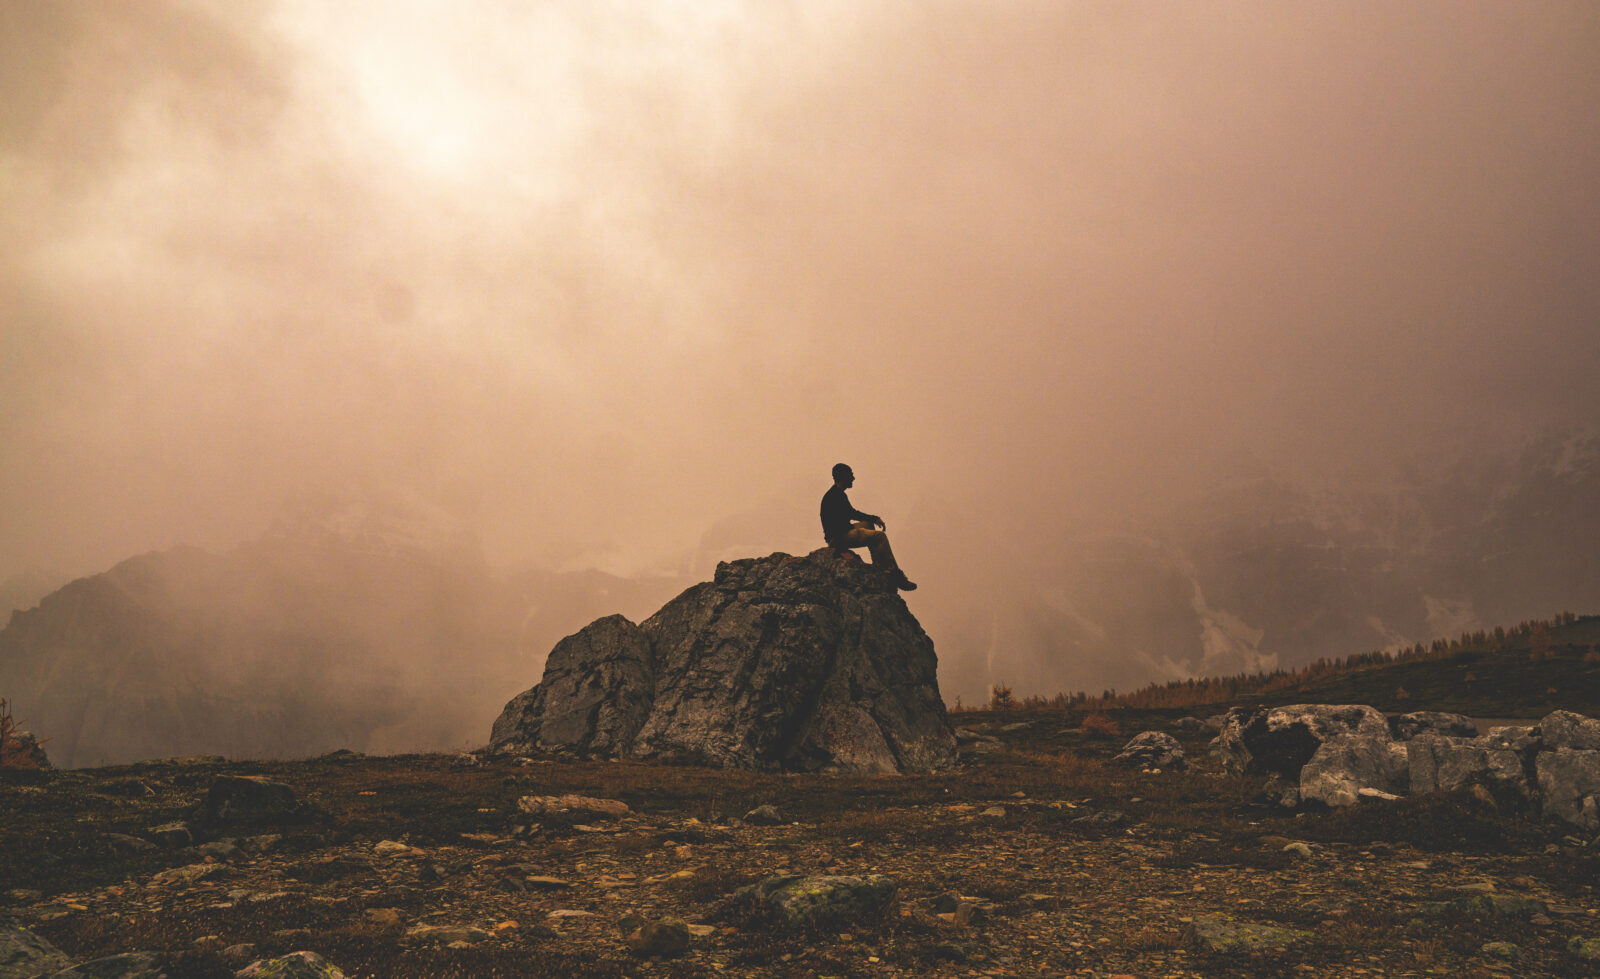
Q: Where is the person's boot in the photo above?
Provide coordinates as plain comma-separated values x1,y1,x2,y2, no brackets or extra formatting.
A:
895,571,918,591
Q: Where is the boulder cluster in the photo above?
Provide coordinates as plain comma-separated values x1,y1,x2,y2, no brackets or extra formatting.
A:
1215,704,1600,829
490,549,957,774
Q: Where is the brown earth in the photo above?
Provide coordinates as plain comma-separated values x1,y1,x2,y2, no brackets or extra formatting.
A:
3,708,1598,978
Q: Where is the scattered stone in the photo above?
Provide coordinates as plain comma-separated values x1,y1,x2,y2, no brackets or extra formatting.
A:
517,794,630,821
1423,892,1548,919
1113,731,1185,770
1569,936,1600,960
403,924,490,945
545,910,595,920
149,864,229,886
1282,842,1314,859
1171,716,1208,735
523,876,572,890
1071,810,1128,827
619,915,691,957
363,908,402,930
198,841,241,862
101,833,157,853
149,823,194,848
218,946,257,968
50,952,167,978
998,722,1031,733
234,951,347,978
0,925,74,978
980,806,1007,818
1479,941,1520,962
732,875,897,928
491,549,958,773
372,840,425,857
1182,914,1310,954
1390,711,1478,741
201,776,299,825
743,804,784,825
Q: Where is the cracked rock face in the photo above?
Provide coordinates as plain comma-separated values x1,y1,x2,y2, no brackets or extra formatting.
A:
1216,704,1392,778
490,550,957,774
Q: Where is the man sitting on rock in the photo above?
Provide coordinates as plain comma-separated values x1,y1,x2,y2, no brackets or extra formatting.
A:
821,463,917,591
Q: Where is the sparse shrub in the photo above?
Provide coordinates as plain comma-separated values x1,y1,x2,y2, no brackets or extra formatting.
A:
1080,712,1120,739
988,683,1015,711
0,698,49,771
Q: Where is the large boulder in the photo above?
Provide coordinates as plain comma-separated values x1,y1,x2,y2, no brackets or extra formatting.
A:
1541,710,1600,751
1215,704,1392,778
1407,734,1530,798
488,615,654,755
1536,748,1600,831
1390,711,1477,741
1112,731,1185,770
490,550,957,773
1299,734,1409,807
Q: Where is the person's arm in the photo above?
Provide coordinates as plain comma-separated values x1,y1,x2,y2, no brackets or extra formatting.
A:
851,503,884,530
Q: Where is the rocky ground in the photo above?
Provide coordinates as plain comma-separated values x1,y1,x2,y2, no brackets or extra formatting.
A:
4,709,1599,978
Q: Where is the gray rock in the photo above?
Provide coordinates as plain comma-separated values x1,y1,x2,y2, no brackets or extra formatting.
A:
743,804,784,825
1171,716,1208,735
1422,892,1548,919
50,953,167,978
1536,748,1600,830
1479,725,1542,753
233,951,347,978
1216,704,1391,778
517,794,629,820
1479,941,1520,962
1570,936,1600,961
1390,711,1478,741
490,615,655,755
219,946,258,968
619,916,691,957
403,924,491,945
201,777,298,825
732,874,897,928
149,823,194,848
1182,915,1309,954
1112,731,1185,770
1407,734,1530,798
1542,710,1600,751
0,925,73,979
1298,733,1408,807
492,550,957,773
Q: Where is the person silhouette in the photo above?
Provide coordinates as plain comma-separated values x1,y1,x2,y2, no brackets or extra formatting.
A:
820,463,917,590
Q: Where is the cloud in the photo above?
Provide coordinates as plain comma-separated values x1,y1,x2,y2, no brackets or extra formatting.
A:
2,0,1597,592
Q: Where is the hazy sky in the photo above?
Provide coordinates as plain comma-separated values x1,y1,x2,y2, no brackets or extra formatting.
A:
4,0,1598,581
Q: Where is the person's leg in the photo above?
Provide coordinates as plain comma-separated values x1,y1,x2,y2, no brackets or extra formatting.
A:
837,524,914,589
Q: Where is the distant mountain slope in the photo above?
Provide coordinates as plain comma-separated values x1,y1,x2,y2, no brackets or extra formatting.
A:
915,431,1600,704
0,527,690,767
1089,613,1600,718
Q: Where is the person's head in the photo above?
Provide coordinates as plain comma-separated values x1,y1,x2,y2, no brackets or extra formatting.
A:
831,463,854,488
